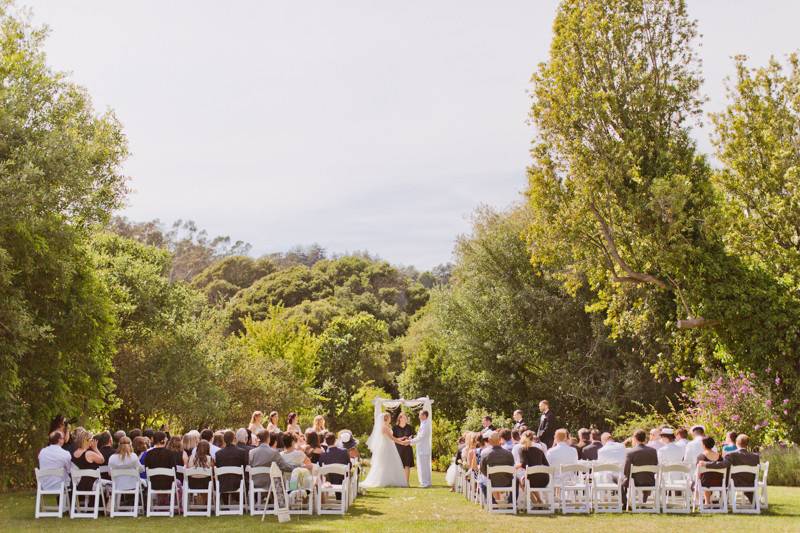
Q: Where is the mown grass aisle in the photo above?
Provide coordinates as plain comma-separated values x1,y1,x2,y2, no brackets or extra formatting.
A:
2,471,799,532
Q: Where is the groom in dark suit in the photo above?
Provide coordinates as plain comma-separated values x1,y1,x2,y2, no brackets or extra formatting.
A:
536,400,555,448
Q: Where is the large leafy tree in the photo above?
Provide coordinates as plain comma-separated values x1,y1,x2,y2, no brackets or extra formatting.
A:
0,4,127,487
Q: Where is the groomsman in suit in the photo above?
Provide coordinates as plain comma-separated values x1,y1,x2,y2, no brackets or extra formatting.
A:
536,400,556,448
512,410,525,431
622,429,658,508
411,410,432,488
700,434,759,502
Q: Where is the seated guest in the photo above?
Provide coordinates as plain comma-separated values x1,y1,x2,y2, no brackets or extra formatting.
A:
215,430,248,499
700,434,759,502
683,425,706,478
143,431,177,491
656,427,683,463
499,428,513,451
305,430,323,464
581,430,603,461
249,430,294,489
675,427,689,448
531,434,548,453
518,430,550,498
166,435,187,467
576,428,591,458
318,432,350,500
143,428,155,443
186,440,214,489
128,428,142,441
463,432,479,471
479,432,515,501
133,436,149,479
108,436,142,491
113,430,126,449
38,431,72,491
182,431,199,458
647,427,664,450
695,437,723,505
236,428,254,452
96,431,114,480
281,432,312,468
598,432,626,464
71,430,105,490
545,429,578,485
212,431,225,451
339,431,360,460
199,428,220,458
722,431,738,456
622,429,658,507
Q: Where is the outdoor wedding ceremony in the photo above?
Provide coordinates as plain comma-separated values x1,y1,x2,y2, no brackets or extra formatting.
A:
1,0,800,531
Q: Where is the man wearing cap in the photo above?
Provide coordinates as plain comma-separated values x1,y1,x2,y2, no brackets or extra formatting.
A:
683,425,706,478
657,428,684,483
646,427,664,450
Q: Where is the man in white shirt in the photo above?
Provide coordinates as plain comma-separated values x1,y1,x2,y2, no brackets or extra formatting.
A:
675,427,689,448
37,431,72,491
545,428,578,485
596,432,626,483
683,425,706,478
646,427,664,450
657,427,685,483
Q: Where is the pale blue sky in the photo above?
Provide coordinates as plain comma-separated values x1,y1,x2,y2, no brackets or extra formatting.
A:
25,1,800,269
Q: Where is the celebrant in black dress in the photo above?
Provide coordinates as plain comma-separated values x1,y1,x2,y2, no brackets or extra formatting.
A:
392,412,415,484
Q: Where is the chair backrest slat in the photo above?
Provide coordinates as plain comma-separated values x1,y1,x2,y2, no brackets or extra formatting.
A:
486,465,516,475
146,467,176,478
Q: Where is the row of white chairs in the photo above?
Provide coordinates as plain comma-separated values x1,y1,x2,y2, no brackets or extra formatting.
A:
35,461,362,519
455,460,768,515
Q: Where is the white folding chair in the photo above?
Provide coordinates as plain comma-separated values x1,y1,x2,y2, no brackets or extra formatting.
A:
759,461,769,510
591,463,623,513
35,468,69,518
659,463,692,513
70,468,105,519
109,467,143,517
627,464,659,513
729,465,761,514
316,464,349,515
183,467,213,517
348,463,359,507
484,465,517,514
523,465,555,514
560,463,591,513
694,465,728,513
145,467,177,517
214,466,245,516
247,466,273,516
285,467,314,515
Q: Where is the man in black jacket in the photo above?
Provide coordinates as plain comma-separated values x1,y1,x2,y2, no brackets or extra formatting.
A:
622,429,659,508
319,433,350,500
215,430,248,501
536,400,556,448
701,434,760,502
480,432,515,503
580,429,603,461
143,431,176,491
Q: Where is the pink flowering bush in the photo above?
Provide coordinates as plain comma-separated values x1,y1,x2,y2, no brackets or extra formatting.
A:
684,372,790,447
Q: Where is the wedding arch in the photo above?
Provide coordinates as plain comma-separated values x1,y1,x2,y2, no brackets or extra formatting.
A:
372,396,433,420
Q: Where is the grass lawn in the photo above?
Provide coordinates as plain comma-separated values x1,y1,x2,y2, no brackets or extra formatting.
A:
3,471,799,532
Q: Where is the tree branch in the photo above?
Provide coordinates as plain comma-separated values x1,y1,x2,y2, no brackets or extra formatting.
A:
589,202,668,289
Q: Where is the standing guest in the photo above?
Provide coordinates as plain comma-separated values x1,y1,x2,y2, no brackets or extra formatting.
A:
309,415,326,434
305,430,324,464
581,430,603,461
479,432,515,501
215,430,249,499
107,437,142,491
249,411,264,435
622,429,658,508
71,430,104,491
392,412,415,485
236,428,254,452
143,431,177,491
675,427,689,448
512,410,526,431
113,430,126,449
286,412,302,434
38,431,72,491
545,429,578,485
249,430,295,489
481,416,495,436
695,437,723,506
701,434,759,502
647,428,664,450
683,425,706,478
266,411,280,433
166,435,187,467
536,400,556,448
722,431,739,456
499,428,514,451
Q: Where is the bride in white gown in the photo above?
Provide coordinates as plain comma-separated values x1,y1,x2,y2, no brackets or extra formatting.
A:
362,412,408,488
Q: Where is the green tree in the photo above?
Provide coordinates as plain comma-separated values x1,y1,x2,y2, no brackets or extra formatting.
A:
0,4,127,487
316,313,390,425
